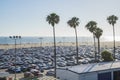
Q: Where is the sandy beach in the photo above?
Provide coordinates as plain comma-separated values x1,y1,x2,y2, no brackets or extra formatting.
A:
0,41,120,49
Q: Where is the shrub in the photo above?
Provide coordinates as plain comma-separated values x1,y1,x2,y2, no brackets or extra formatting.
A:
101,50,114,61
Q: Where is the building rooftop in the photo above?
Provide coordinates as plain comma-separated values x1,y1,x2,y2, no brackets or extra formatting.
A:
58,61,120,74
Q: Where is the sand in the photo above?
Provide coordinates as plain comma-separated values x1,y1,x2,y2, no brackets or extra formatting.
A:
0,41,120,49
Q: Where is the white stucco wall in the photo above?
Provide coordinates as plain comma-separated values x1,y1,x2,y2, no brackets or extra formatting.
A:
79,72,97,80
57,69,79,80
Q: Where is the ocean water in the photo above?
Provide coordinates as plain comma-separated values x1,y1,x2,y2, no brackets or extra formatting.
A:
0,36,119,44
0,37,93,44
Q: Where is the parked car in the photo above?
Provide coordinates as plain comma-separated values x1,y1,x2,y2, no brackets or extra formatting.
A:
46,70,55,76
7,66,21,73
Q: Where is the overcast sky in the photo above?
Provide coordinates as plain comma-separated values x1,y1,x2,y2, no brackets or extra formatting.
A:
0,0,120,39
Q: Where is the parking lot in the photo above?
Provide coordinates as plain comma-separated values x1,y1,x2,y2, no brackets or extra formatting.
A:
0,69,58,80
0,45,120,80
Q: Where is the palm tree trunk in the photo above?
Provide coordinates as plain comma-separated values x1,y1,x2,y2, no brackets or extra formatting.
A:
53,26,57,78
15,39,17,80
75,28,78,64
98,38,100,60
93,34,97,62
113,25,115,59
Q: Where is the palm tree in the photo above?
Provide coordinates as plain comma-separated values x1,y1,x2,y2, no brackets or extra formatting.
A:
46,13,60,78
107,15,118,59
85,21,97,61
94,28,103,60
67,17,80,64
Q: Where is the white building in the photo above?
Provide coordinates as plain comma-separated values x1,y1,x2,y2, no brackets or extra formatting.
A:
0,72,10,80
56,61,120,80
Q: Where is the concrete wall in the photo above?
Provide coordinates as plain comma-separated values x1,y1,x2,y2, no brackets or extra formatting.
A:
79,72,97,80
57,69,79,80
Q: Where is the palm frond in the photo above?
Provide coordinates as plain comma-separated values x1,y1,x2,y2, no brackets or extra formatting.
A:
85,21,97,33
67,17,80,28
46,13,60,27
94,28,103,39
107,15,118,26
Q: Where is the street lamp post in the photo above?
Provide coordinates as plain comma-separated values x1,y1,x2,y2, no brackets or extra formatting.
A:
20,37,22,49
62,37,65,46
9,36,21,80
39,37,43,47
